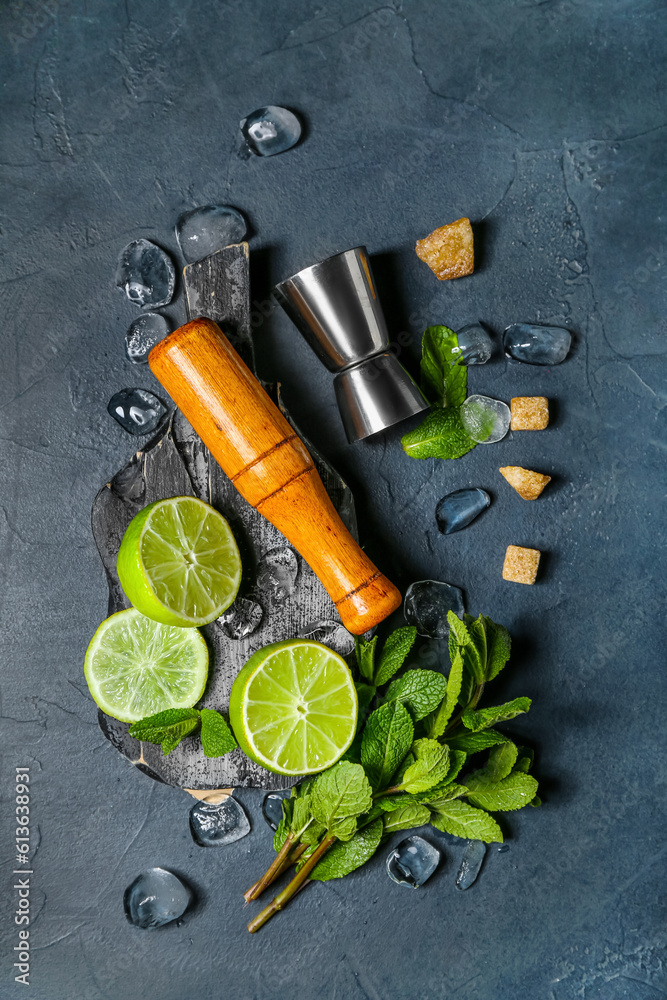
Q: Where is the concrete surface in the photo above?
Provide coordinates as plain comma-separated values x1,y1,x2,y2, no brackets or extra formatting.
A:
0,1,665,998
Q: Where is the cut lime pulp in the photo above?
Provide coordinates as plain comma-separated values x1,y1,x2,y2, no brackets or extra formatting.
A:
229,640,358,776
84,608,208,723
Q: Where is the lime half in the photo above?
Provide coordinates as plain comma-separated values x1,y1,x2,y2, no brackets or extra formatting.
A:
84,608,208,722
229,640,358,776
117,496,242,627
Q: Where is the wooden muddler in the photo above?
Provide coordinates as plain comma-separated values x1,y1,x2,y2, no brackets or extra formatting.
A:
149,318,402,634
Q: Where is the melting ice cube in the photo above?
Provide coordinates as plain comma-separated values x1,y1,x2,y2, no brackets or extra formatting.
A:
455,840,486,890
262,792,289,831
298,619,356,656
115,239,175,308
189,797,250,847
456,323,494,365
386,835,440,888
218,597,263,639
256,547,299,603
124,868,192,928
503,323,571,365
107,388,167,436
124,312,170,365
240,106,301,156
175,205,248,264
435,488,491,535
403,579,464,639
460,394,510,444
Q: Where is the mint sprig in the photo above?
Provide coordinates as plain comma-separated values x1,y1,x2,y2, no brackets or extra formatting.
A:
128,707,237,758
245,611,539,933
401,325,476,461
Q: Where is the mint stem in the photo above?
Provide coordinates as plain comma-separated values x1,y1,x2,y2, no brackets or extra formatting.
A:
244,832,296,903
243,841,308,903
247,835,337,933
443,681,485,737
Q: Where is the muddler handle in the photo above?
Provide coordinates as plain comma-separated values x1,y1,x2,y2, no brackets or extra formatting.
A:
149,318,402,635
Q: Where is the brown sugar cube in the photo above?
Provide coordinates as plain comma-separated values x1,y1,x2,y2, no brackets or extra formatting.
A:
415,217,474,280
499,466,551,501
510,396,549,431
502,545,541,585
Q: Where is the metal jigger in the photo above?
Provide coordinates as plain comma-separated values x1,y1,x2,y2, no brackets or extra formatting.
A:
273,247,430,442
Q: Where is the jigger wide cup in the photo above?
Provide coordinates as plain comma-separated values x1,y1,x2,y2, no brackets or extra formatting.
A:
273,247,429,442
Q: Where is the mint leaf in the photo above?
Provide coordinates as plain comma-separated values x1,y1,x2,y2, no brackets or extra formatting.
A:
355,635,377,682
429,799,503,843
465,771,539,812
355,683,376,720
384,669,447,722
424,649,463,737
484,617,512,680
484,741,518,781
398,739,450,793
129,708,200,756
515,747,534,773
417,781,468,805
199,709,237,758
420,325,467,407
401,407,476,461
382,800,431,834
446,730,508,754
310,761,372,841
310,819,383,882
361,701,414,791
462,697,532,732
374,627,417,687
418,748,468,795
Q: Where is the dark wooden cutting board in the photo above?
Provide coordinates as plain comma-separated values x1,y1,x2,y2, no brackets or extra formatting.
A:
91,243,360,791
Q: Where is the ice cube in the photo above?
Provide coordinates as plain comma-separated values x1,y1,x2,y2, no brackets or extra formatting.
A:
107,388,168,436
460,394,510,444
240,106,301,157
435,488,491,535
503,323,571,365
403,580,465,639
124,312,170,365
456,323,494,364
386,835,440,888
455,840,486,890
175,205,247,264
298,619,356,657
256,547,299,603
218,597,263,639
189,797,251,847
115,239,175,308
124,868,192,928
498,843,510,853
262,792,289,831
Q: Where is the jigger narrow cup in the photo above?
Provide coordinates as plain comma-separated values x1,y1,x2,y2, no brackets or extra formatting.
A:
274,247,429,442
273,247,388,372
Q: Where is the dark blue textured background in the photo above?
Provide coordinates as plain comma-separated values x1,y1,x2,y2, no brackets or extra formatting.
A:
1,2,665,998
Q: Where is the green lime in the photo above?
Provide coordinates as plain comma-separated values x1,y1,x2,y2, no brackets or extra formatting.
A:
84,608,208,723
117,496,242,627
229,640,358,776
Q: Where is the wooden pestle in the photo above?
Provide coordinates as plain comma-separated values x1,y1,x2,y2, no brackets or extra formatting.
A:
149,318,401,635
